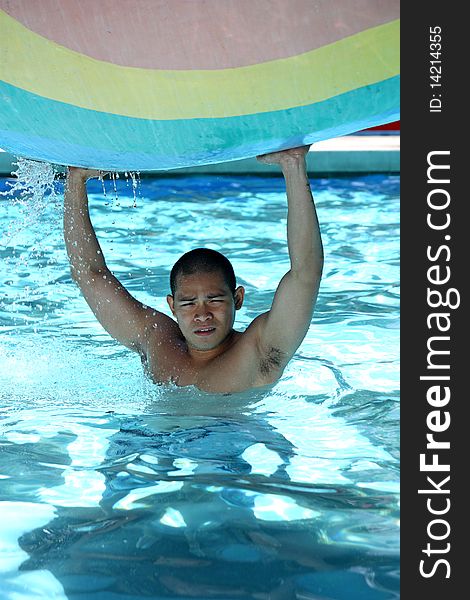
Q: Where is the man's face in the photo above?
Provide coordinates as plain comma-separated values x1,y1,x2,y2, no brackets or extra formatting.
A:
167,270,244,351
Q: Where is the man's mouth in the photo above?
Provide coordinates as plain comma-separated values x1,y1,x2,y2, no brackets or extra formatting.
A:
194,326,216,336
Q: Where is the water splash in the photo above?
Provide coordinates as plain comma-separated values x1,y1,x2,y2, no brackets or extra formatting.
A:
0,158,67,318
111,171,119,204
124,171,141,208
100,173,108,199
0,158,62,247
103,171,140,207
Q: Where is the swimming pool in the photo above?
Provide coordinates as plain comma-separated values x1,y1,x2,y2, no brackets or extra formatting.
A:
0,167,400,599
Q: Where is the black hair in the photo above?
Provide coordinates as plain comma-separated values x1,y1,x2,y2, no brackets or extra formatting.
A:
170,248,236,296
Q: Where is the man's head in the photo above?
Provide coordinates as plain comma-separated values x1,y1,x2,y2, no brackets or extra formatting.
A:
167,248,245,351
169,248,236,297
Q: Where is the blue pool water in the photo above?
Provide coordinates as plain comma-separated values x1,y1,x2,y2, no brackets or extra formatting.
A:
0,165,400,599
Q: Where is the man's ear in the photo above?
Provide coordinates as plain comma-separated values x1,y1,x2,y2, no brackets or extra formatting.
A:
167,295,175,315
234,286,245,310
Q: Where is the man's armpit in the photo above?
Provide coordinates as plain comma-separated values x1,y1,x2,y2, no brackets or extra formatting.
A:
259,346,285,376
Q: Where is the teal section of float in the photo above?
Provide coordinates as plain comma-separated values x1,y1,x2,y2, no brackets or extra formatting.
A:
0,77,399,171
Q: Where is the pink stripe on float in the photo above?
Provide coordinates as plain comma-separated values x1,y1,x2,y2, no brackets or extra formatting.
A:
1,0,399,70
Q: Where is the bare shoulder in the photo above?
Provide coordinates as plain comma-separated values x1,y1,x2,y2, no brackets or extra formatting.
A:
142,310,187,375
143,309,182,345
241,314,288,380
237,313,267,345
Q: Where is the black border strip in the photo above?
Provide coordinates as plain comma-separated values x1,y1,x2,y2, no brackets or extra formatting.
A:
401,5,464,597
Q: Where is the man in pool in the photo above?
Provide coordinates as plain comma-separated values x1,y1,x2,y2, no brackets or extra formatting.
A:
64,145,323,393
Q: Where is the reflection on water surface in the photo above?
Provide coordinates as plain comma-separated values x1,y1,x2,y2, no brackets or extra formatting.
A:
0,170,399,599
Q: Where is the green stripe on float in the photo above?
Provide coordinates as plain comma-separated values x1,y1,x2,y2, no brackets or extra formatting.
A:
0,77,399,170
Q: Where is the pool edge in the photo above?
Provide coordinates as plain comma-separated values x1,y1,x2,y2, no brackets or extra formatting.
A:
0,135,400,177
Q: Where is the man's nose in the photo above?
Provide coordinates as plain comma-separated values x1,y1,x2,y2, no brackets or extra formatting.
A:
194,305,213,321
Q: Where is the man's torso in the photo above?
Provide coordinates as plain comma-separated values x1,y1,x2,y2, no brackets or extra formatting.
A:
143,320,283,393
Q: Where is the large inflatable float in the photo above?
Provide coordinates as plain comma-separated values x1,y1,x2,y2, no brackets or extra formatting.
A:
0,0,399,171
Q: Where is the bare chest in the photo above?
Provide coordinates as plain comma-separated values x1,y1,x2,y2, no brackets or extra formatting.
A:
144,335,269,393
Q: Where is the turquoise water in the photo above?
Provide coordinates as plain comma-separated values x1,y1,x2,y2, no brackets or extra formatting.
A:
0,168,400,599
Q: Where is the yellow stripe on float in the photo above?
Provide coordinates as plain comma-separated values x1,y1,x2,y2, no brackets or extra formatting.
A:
0,10,399,120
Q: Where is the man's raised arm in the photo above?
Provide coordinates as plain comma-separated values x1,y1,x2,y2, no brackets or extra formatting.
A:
255,146,324,372
63,167,176,353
